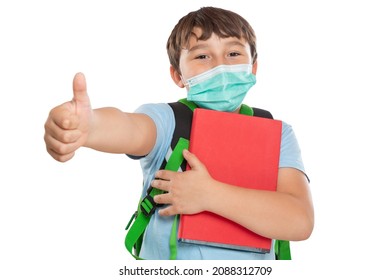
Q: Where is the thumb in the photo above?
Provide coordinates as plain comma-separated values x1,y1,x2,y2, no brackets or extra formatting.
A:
183,149,204,170
72,72,90,105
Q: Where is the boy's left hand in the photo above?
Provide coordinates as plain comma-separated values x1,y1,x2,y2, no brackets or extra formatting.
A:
152,149,214,216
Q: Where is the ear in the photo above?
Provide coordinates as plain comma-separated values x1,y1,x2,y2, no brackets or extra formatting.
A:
251,61,258,75
170,66,185,88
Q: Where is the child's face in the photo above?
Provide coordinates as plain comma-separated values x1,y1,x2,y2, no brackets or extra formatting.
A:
172,27,257,88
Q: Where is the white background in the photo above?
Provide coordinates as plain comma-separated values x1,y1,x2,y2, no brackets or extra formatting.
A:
1,0,389,279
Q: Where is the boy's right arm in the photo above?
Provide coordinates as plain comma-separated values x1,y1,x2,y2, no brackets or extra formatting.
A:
44,73,156,162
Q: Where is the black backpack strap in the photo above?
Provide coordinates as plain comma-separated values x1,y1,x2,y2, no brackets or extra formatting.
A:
168,101,194,144
237,103,274,119
252,107,274,119
165,101,194,172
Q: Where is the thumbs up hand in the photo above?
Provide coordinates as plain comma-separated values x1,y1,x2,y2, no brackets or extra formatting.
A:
44,73,93,162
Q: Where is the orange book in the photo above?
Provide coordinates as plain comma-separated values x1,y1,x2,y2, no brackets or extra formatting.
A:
178,108,282,253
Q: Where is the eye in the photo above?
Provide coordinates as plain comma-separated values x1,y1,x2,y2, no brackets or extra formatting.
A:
228,52,241,57
195,54,208,60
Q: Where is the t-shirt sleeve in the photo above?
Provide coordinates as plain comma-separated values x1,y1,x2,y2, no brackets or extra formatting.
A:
127,103,174,159
279,122,306,176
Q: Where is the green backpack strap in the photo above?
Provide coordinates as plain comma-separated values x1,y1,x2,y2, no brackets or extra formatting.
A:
239,103,254,116
275,240,291,260
124,137,189,259
178,98,197,111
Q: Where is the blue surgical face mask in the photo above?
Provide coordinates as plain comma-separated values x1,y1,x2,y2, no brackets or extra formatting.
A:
183,64,256,112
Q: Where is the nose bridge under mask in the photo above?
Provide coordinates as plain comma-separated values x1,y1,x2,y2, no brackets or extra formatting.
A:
183,64,253,88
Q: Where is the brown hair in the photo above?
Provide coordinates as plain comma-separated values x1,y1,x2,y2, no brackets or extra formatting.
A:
166,7,257,74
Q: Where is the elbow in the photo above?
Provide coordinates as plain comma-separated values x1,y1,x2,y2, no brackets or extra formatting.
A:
292,199,315,241
298,219,314,241
292,212,315,241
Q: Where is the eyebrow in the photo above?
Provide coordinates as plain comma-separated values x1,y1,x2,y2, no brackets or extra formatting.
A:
187,43,209,53
187,40,247,53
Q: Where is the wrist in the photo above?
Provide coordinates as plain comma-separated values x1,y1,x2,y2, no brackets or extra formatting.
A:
82,109,97,148
202,178,222,213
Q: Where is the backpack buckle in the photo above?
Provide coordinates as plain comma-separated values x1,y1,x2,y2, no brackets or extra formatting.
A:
140,194,158,217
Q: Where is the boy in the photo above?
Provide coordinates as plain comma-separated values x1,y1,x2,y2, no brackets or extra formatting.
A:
44,7,314,260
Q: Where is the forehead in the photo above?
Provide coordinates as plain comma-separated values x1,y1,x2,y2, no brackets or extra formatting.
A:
185,27,248,49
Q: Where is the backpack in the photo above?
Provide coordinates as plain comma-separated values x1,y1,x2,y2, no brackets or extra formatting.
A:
124,99,291,260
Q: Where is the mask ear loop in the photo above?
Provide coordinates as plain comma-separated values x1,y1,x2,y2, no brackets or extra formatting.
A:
181,76,190,89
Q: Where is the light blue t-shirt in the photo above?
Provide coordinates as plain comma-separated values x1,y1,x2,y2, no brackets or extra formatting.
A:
131,103,306,260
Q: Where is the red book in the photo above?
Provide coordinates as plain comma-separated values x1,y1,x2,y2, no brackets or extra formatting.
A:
178,108,282,253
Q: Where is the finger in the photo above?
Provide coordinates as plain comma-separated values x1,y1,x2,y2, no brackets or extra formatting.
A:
153,192,170,205
47,148,75,163
45,121,82,144
151,179,170,192
59,113,80,130
48,104,80,130
154,169,176,181
46,114,81,143
158,206,176,217
44,135,77,162
44,133,81,157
